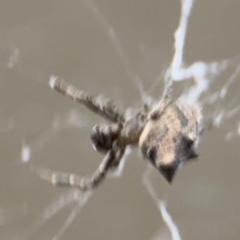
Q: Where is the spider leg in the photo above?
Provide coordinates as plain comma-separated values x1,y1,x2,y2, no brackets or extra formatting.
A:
109,147,125,169
49,76,125,123
36,145,124,191
91,122,123,153
161,80,173,102
150,81,173,120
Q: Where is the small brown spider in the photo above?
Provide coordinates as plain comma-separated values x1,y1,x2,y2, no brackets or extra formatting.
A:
38,76,202,191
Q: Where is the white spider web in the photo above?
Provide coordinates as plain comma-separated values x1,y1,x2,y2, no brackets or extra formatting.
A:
1,0,240,240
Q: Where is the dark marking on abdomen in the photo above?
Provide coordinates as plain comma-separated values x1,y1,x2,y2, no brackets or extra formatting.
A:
148,146,158,165
175,106,189,127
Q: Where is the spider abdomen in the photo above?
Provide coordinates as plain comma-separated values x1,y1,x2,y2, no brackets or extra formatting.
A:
139,102,202,182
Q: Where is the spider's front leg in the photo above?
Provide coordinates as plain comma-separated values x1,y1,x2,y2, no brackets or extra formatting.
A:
49,76,125,123
37,143,125,191
91,122,123,153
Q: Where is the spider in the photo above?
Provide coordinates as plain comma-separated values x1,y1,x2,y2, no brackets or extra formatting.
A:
38,76,202,191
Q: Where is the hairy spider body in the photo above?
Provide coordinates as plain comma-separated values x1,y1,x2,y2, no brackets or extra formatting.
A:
38,76,202,191
139,101,201,182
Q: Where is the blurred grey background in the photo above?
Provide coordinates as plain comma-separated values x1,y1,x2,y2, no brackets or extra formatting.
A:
0,0,240,239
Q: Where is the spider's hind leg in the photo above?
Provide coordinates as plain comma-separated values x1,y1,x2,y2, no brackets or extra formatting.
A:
150,81,173,120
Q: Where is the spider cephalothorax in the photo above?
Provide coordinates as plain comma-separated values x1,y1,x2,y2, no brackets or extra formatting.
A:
38,76,202,191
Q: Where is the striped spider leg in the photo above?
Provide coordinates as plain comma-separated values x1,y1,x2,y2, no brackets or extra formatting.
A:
37,76,128,191
37,143,125,191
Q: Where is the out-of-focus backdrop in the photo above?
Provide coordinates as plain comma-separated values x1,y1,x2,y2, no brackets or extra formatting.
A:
1,0,240,239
